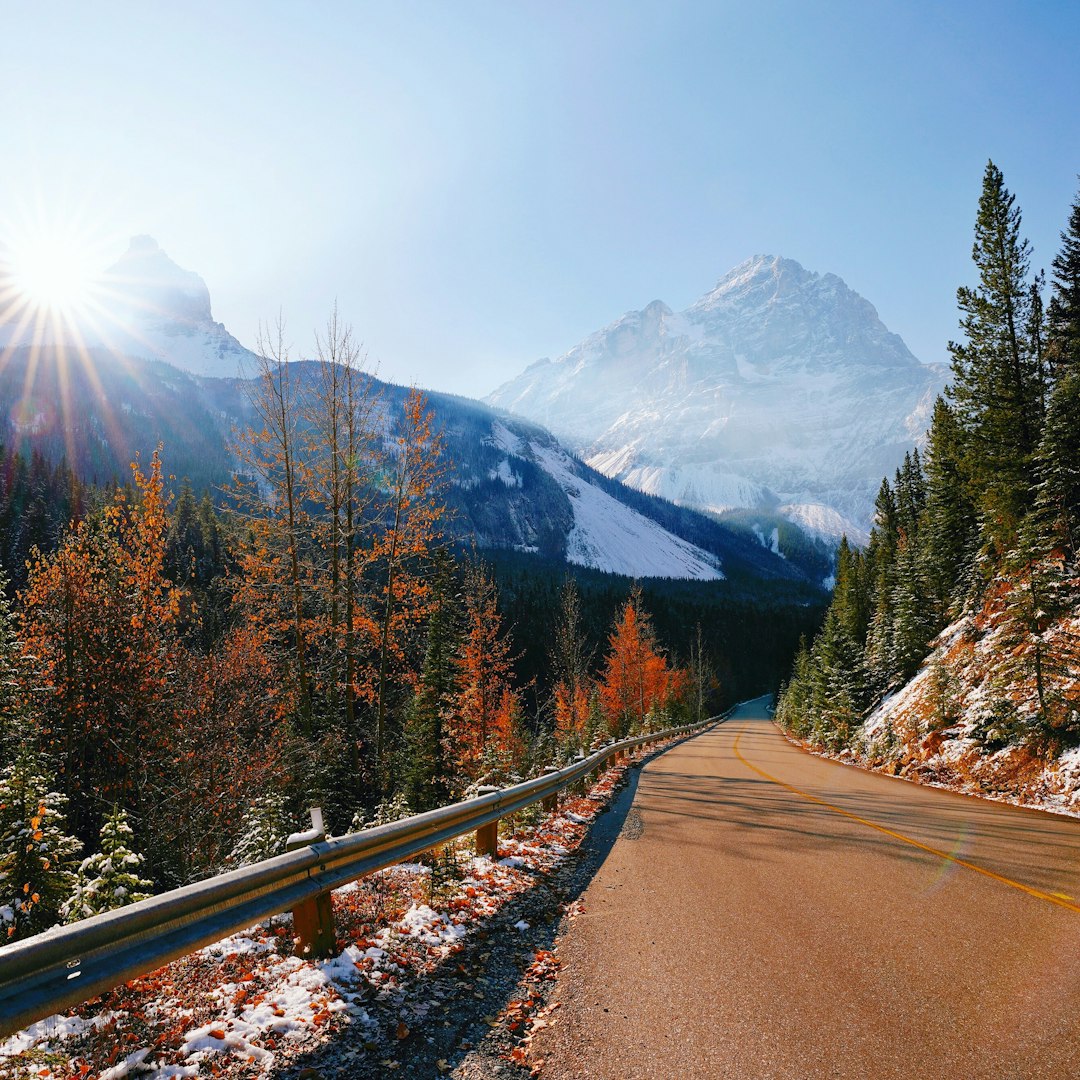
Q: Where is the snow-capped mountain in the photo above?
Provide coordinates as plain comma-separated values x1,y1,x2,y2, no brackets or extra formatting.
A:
0,236,257,378
488,256,947,542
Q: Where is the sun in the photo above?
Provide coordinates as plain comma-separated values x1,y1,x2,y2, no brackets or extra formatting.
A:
5,225,100,315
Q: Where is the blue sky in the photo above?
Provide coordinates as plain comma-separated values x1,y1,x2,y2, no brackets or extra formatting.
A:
3,1,1078,396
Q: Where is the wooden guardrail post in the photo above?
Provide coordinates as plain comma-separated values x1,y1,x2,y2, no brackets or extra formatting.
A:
286,808,336,959
475,786,500,856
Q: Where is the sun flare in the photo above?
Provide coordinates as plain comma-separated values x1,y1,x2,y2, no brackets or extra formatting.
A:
6,226,100,315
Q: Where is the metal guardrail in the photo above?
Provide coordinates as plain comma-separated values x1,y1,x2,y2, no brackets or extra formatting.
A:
0,714,726,1038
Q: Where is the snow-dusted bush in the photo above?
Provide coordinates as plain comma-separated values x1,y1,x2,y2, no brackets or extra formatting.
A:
348,792,413,832
228,793,292,867
0,746,81,940
63,805,153,922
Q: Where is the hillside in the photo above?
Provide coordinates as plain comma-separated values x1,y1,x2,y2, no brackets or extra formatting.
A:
0,346,821,588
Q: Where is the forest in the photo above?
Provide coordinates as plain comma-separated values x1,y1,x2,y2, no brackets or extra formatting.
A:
0,313,822,943
777,163,1080,760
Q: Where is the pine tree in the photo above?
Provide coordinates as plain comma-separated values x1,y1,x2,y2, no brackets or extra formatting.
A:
1030,370,1080,559
64,805,153,921
0,746,81,940
948,161,1045,553
1047,176,1080,375
888,534,934,682
920,397,979,619
403,550,462,811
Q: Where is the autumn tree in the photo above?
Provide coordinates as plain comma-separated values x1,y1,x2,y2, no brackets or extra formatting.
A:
20,451,182,839
370,388,446,769
303,309,379,743
233,319,315,734
598,587,680,737
549,576,592,750
444,562,518,786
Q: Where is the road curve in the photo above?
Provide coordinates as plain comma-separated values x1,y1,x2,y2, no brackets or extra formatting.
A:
531,697,1080,1079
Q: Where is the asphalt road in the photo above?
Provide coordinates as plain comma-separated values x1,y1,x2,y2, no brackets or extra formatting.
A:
531,697,1080,1079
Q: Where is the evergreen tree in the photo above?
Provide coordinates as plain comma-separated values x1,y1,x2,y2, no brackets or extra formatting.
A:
807,609,869,750
1030,370,1080,559
888,535,934,682
0,746,81,940
403,550,462,811
64,805,153,921
1047,176,1080,374
832,537,870,644
948,160,1045,553
920,397,979,619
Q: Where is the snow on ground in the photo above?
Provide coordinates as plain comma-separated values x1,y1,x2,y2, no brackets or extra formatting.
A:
0,744,673,1079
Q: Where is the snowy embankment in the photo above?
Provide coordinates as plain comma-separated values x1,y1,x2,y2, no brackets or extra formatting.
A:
799,611,1080,818
0,754,652,1079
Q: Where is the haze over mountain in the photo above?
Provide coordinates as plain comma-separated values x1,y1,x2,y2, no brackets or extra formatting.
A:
488,256,947,542
0,236,827,587
0,236,257,379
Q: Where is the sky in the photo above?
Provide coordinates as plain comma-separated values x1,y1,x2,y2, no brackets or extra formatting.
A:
2,0,1078,398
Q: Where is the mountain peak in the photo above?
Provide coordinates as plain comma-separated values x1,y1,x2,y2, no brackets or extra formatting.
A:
487,255,944,538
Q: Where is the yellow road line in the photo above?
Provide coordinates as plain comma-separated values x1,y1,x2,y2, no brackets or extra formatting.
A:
732,727,1080,915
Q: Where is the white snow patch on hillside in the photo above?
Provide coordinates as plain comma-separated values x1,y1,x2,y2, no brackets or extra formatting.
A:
489,458,521,487
530,444,723,580
780,502,867,546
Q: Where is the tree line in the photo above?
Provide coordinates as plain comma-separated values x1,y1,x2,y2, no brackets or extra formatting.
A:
0,314,714,941
777,163,1080,754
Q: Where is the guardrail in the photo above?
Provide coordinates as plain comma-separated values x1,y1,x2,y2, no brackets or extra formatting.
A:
0,713,725,1039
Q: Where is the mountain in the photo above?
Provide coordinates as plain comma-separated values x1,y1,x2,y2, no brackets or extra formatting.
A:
0,236,258,379
0,344,820,588
488,255,947,543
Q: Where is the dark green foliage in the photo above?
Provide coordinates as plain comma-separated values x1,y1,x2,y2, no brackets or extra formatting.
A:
920,398,979,619
947,160,1047,554
0,746,81,940
779,162,1080,758
0,448,86,593
402,550,463,811
1048,177,1080,374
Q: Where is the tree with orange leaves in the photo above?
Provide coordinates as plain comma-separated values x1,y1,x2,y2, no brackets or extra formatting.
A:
598,586,684,737
549,577,592,752
370,388,446,768
444,562,519,787
20,450,182,841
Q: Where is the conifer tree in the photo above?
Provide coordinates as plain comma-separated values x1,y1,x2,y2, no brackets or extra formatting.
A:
920,397,979,619
1047,176,1080,374
948,161,1045,553
888,535,934,682
1031,371,1080,559
403,550,462,811
0,746,81,940
64,805,153,921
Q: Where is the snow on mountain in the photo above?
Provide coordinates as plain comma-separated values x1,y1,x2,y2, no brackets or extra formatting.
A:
488,255,946,540
486,421,723,580
0,236,257,378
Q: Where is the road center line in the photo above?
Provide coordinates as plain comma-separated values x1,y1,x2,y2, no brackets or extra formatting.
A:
731,726,1080,915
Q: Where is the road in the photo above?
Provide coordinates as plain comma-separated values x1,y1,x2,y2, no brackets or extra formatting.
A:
531,697,1080,1079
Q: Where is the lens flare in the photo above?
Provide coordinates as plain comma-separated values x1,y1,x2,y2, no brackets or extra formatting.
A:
5,225,99,315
